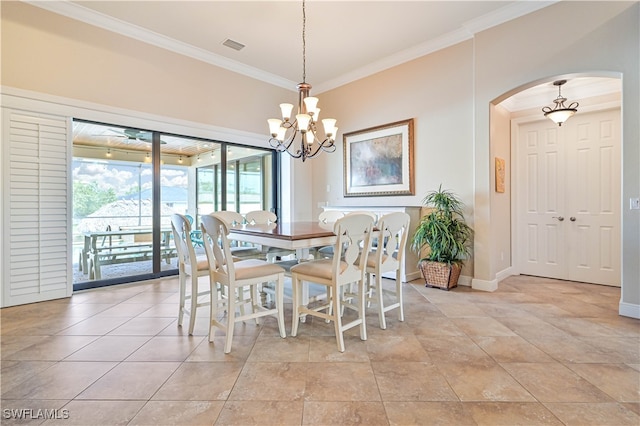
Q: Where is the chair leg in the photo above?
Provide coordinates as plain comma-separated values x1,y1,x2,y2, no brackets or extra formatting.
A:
224,285,237,354
358,279,368,341
188,273,198,335
208,281,219,342
251,284,261,325
332,286,345,353
366,272,374,308
396,270,404,322
376,273,387,330
291,277,300,337
177,270,186,327
276,275,286,338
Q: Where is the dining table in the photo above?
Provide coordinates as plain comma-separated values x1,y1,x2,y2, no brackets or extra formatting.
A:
227,220,337,261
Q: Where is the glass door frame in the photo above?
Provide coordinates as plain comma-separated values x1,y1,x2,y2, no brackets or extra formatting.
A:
72,119,280,291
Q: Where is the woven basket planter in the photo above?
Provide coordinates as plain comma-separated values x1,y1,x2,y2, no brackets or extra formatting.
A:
419,260,461,290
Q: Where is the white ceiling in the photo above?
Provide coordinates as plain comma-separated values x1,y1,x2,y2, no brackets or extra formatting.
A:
28,0,620,109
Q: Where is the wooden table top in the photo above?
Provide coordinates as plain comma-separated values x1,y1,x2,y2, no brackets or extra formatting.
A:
228,221,335,241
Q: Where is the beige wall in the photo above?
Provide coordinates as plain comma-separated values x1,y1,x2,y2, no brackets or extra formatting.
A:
2,1,639,313
0,1,292,136
489,104,512,277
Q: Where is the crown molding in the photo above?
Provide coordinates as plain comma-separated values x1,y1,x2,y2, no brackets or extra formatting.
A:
462,0,559,34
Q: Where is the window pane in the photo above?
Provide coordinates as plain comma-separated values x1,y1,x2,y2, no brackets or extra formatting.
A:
72,122,154,283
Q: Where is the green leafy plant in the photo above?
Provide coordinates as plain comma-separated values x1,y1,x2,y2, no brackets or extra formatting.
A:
411,185,473,265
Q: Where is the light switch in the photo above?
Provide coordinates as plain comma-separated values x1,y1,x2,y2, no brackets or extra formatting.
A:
631,198,640,210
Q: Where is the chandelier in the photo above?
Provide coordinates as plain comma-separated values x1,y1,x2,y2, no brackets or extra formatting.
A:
267,0,337,162
542,79,579,126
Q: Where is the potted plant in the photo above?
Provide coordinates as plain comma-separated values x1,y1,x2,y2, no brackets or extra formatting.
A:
411,185,473,290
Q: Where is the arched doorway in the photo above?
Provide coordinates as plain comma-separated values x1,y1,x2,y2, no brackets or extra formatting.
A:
493,75,622,287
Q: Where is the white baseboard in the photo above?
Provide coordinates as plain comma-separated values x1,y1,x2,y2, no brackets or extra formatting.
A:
404,270,423,283
495,267,515,283
471,278,498,292
458,274,472,287
619,302,640,319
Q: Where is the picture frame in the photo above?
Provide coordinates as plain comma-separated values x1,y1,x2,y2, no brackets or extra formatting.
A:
343,119,414,197
495,157,505,193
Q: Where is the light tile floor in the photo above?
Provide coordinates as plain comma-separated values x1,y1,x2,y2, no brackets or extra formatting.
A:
1,275,639,425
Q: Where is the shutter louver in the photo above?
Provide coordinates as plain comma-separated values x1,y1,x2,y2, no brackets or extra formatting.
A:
3,110,71,306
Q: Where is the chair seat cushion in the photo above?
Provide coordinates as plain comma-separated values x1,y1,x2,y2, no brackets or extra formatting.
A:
357,251,389,268
290,259,348,280
234,259,285,280
196,255,210,271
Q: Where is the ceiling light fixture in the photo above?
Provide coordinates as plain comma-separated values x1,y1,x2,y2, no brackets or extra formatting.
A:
542,80,579,126
267,0,337,162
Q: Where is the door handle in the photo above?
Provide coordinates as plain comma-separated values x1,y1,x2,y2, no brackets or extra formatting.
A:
552,216,565,222
569,217,576,222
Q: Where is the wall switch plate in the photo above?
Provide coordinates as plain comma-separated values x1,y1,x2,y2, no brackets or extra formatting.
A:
631,198,640,210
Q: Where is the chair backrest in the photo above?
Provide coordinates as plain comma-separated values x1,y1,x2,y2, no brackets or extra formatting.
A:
374,212,411,272
201,213,235,279
211,210,244,226
171,213,197,269
318,210,344,224
345,210,377,224
245,210,277,225
332,213,375,282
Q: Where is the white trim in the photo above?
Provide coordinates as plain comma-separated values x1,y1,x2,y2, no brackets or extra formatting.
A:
619,302,640,319
457,274,473,287
405,270,422,283
495,267,515,283
1,86,267,148
471,277,498,292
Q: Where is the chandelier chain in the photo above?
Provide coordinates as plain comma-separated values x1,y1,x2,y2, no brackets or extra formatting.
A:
302,0,306,83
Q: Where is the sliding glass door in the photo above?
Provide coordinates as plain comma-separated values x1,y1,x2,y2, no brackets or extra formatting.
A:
72,120,277,289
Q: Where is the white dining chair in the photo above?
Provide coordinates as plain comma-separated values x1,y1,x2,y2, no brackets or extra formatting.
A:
364,212,410,329
290,213,374,352
315,210,345,259
171,213,211,335
201,213,286,353
245,210,295,262
211,210,263,259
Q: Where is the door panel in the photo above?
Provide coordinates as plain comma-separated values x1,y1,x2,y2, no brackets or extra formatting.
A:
565,111,620,285
519,123,565,279
517,108,621,286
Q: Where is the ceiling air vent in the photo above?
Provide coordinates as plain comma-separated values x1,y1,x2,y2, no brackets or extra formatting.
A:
222,38,245,51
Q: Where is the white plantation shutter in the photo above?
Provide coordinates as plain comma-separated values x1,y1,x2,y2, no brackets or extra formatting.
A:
2,109,72,307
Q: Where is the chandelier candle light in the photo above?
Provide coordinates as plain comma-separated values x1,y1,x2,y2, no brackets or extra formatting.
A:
542,79,579,126
267,0,337,162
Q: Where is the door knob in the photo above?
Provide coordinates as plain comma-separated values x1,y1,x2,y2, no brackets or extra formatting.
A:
552,216,565,222
570,217,576,222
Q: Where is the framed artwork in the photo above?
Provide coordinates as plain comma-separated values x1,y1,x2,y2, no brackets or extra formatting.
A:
495,157,505,193
343,119,414,197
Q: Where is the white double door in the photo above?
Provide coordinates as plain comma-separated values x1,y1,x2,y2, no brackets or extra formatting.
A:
516,108,621,286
